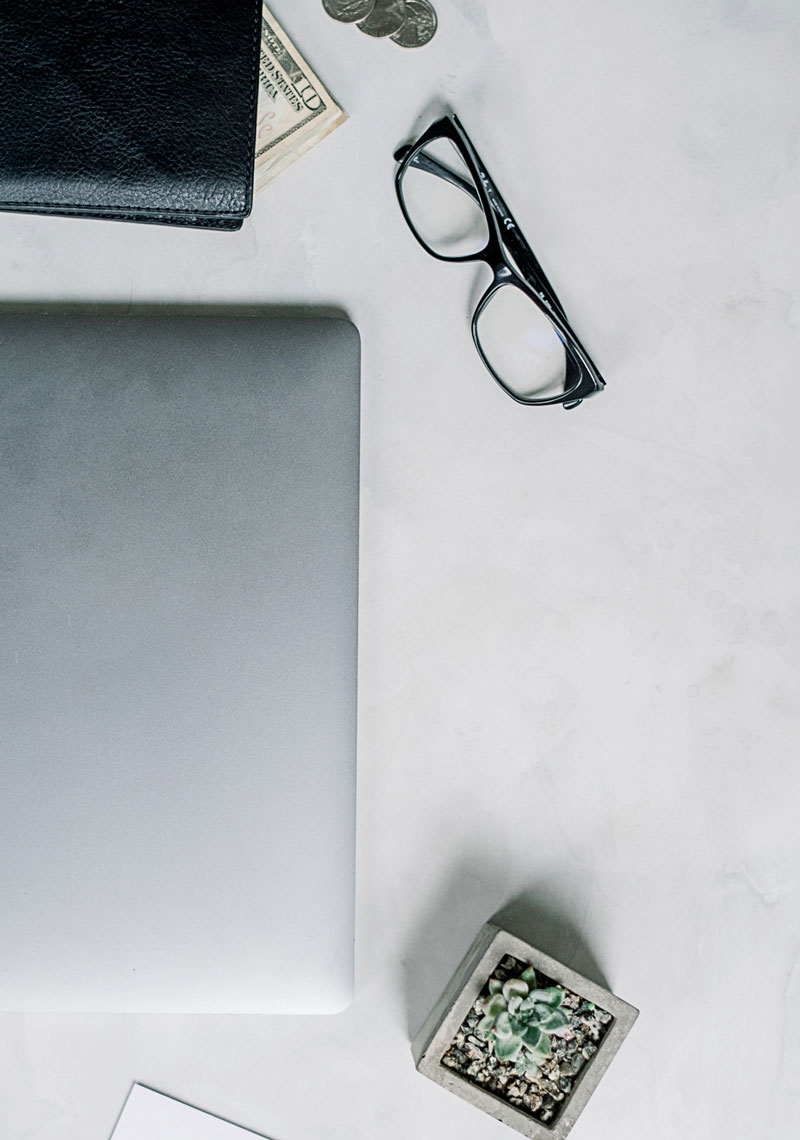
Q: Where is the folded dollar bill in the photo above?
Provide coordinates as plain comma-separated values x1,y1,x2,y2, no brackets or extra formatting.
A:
255,6,347,193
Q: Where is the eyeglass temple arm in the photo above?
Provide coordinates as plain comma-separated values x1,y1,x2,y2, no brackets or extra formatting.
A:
395,145,570,326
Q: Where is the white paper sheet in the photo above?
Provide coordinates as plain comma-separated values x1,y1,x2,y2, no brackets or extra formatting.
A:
110,1086,269,1140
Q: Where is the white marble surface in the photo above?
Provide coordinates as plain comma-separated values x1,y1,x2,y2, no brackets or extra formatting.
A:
2,1,799,1137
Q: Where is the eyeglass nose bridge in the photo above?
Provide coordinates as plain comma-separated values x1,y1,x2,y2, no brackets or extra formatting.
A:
465,262,516,339
492,262,516,285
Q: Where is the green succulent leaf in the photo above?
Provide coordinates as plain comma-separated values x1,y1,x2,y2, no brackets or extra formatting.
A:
516,1006,546,1027
541,1009,570,1033
535,989,567,1007
525,1053,545,1073
537,1002,557,1021
520,987,564,1012
502,978,530,1003
484,993,507,1018
521,1024,543,1049
493,1010,513,1037
531,1033,552,1059
494,1034,523,1062
488,978,503,995
520,966,538,987
477,1015,496,1040
507,995,523,1016
549,1025,573,1040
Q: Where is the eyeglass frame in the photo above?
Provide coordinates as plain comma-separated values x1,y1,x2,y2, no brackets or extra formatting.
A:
393,114,606,410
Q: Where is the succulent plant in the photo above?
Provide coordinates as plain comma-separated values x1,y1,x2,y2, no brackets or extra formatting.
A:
477,967,572,1074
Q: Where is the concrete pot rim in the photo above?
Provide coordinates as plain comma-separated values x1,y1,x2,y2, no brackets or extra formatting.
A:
412,922,639,1140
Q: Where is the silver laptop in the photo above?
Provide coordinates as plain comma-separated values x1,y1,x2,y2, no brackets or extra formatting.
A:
0,310,359,1013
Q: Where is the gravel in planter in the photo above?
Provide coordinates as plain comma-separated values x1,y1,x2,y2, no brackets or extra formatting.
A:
441,954,613,1127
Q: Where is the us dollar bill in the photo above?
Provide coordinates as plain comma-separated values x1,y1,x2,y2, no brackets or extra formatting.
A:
255,6,347,194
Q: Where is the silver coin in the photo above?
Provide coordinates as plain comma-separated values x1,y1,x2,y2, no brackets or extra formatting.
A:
322,0,375,22
391,0,437,47
357,0,406,38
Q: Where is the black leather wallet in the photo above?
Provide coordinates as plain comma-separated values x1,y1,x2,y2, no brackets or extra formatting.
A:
0,2,262,230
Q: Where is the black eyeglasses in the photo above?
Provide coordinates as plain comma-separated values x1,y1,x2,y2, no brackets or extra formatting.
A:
394,114,606,409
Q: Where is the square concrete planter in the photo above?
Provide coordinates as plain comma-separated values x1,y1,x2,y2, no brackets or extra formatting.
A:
412,922,639,1139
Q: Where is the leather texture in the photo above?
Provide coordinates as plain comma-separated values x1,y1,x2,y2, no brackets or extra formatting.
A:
0,2,263,230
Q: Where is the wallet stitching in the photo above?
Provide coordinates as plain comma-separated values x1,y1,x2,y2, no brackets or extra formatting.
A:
0,199,243,218
247,0,261,139
243,0,261,212
0,0,262,220
0,204,240,229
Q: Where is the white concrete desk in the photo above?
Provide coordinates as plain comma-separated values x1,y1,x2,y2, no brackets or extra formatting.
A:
1,2,798,1138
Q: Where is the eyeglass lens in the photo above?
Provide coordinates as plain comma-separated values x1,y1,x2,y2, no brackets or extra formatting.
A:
399,138,489,257
476,284,568,401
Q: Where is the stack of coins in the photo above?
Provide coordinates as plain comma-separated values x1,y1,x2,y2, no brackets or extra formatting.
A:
321,0,438,49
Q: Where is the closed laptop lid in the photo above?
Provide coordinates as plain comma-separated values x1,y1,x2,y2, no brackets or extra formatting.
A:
0,311,359,1012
